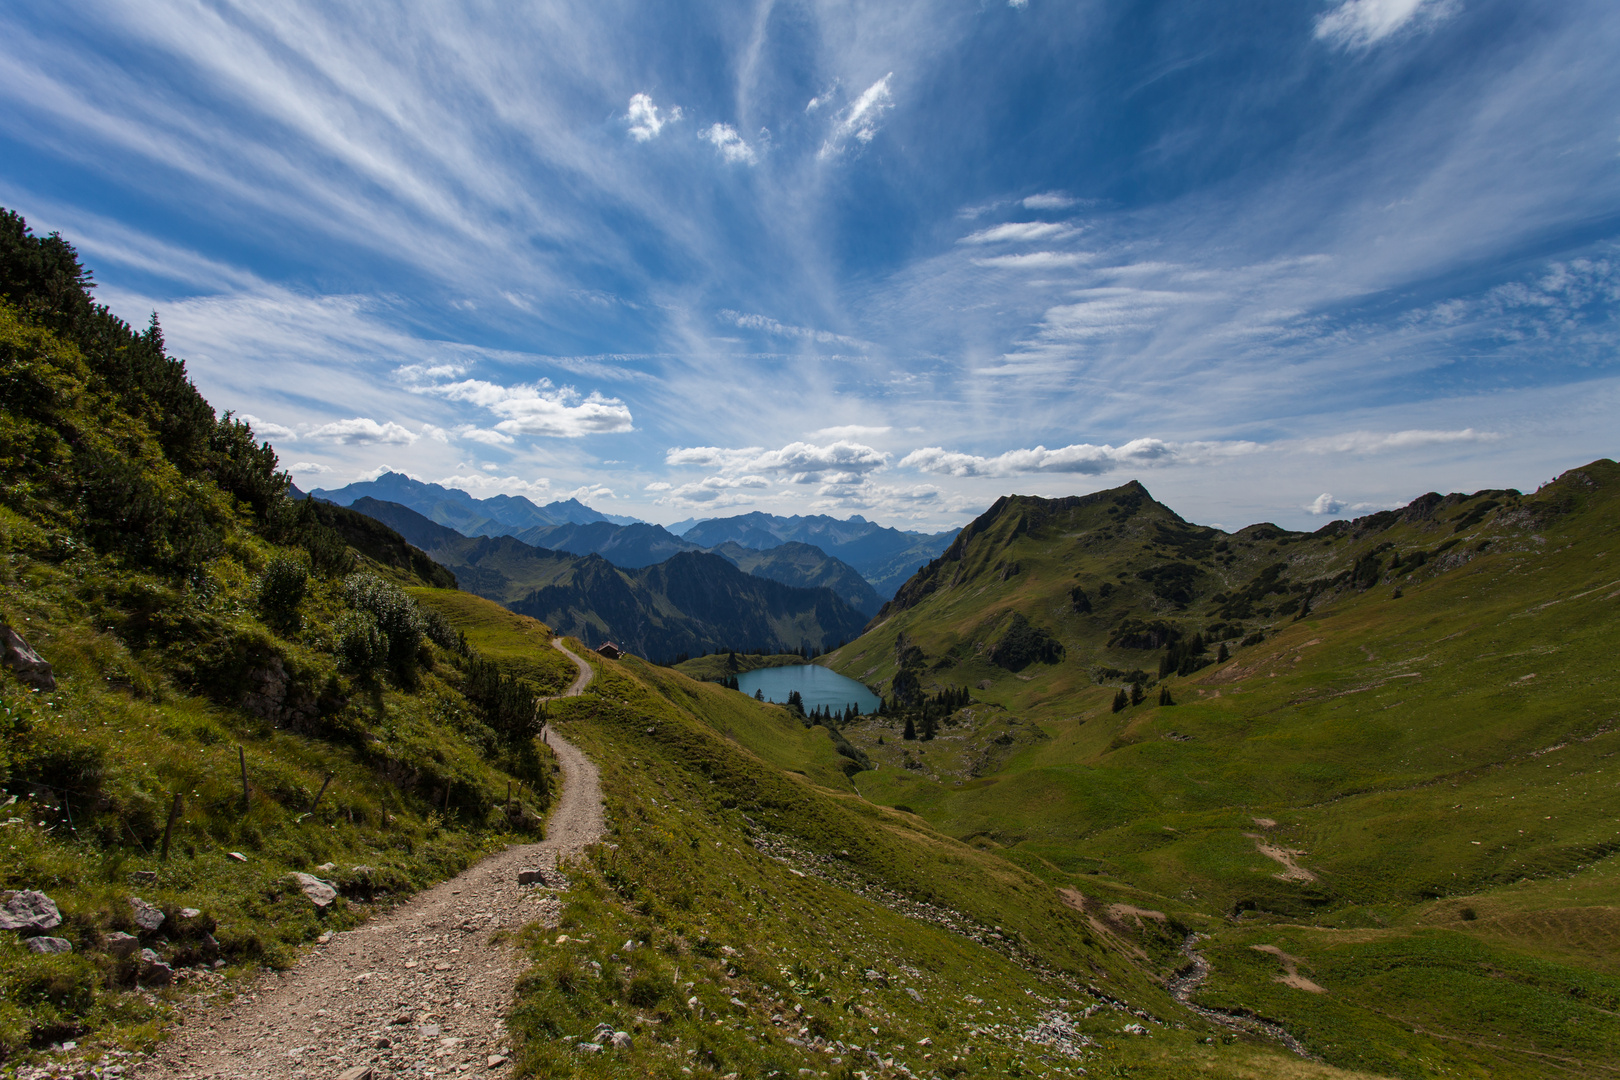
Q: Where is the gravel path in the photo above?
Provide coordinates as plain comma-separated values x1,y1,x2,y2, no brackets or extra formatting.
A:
138,640,602,1080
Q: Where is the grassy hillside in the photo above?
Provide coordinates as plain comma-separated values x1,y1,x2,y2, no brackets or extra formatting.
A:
818,462,1620,1077
0,211,567,1064
478,636,1374,1079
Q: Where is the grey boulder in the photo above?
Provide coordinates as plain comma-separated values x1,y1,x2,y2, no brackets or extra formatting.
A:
25,936,72,955
289,872,337,907
0,625,55,691
138,948,173,985
129,897,165,931
0,890,62,932
105,931,140,957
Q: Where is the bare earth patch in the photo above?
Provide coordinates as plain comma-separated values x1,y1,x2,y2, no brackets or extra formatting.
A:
1251,945,1327,994
1243,834,1318,883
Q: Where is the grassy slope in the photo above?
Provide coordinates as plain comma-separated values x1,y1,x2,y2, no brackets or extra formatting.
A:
410,588,577,693
431,617,1389,1079
818,462,1620,1078
0,240,571,1065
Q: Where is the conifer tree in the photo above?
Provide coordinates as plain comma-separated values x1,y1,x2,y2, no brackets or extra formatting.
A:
1112,688,1129,712
1131,681,1144,706
1158,685,1175,706
903,716,917,740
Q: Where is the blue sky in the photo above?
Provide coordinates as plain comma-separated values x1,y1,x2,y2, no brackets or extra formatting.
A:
2,0,1616,532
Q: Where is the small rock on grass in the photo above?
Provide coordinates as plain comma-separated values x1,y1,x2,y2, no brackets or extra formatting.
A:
105,931,139,957
129,897,165,931
24,936,71,954
0,890,62,931
1,625,55,691
138,948,173,985
288,872,337,908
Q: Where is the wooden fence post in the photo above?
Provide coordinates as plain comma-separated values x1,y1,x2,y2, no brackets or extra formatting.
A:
307,774,333,815
160,792,182,862
239,746,250,813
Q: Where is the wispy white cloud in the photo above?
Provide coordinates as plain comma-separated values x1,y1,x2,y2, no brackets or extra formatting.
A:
455,425,516,447
1315,0,1452,50
808,424,892,440
625,92,680,141
702,123,757,165
306,417,420,445
1022,192,1074,210
720,310,862,346
287,461,333,475
972,251,1096,270
959,221,1074,244
1300,428,1497,455
819,73,894,158
901,438,1260,477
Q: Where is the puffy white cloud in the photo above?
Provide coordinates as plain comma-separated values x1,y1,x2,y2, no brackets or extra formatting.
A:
1306,492,1345,516
819,73,894,158
238,413,297,440
643,481,672,492
286,461,333,474
901,438,1259,477
421,424,450,443
456,425,516,446
424,378,634,437
306,417,419,445
702,123,757,165
1301,428,1497,454
424,473,553,499
625,93,681,141
1315,0,1450,49
959,221,1075,245
666,440,890,483
657,474,772,506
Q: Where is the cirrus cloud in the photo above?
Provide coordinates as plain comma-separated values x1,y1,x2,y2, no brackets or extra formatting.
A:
899,438,1259,478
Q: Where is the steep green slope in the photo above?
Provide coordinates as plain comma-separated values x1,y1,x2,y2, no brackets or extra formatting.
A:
468,635,1377,1079
821,463,1620,1077
0,211,566,1063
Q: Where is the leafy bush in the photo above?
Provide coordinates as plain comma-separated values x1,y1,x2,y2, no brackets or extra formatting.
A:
336,610,387,673
256,555,308,626
344,572,424,670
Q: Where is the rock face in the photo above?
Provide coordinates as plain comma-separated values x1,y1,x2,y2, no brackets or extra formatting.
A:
241,656,319,730
105,931,140,957
0,890,62,931
129,897,165,931
25,935,72,954
290,872,338,907
0,625,55,691
138,948,173,985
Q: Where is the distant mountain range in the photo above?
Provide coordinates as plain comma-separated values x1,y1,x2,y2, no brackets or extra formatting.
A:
315,472,957,601
349,498,871,658
309,471,640,535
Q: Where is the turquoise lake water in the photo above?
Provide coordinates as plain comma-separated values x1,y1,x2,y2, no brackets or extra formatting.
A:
736,664,880,715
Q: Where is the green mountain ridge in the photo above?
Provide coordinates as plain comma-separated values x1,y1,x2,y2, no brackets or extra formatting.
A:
819,463,1620,1077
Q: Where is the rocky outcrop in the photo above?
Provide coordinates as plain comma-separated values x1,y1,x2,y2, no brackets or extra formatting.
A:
0,626,55,690
0,890,62,931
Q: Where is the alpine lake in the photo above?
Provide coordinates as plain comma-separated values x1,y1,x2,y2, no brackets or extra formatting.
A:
736,664,880,715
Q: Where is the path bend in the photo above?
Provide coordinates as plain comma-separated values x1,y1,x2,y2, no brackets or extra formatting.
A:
139,638,602,1079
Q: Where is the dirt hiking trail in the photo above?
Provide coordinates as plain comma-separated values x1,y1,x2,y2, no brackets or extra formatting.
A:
139,639,602,1080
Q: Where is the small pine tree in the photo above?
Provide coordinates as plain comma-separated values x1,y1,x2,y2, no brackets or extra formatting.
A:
1112,688,1129,713
1158,685,1175,706
903,716,917,740
1130,681,1144,706
754,688,764,701
920,710,938,741
1217,642,1229,663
